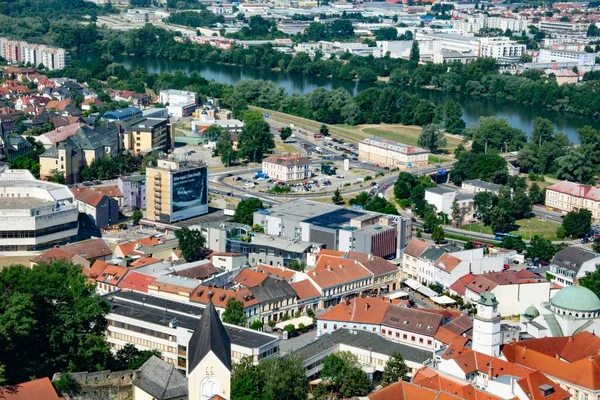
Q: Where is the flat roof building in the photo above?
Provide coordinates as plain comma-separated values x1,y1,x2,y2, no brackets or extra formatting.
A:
124,117,171,153
358,137,429,170
0,169,78,251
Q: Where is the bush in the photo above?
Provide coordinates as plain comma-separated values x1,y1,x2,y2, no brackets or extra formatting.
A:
270,185,291,194
54,373,80,396
283,324,295,334
298,322,306,331
250,319,263,331
268,320,276,328
398,198,412,208
306,308,315,318
343,182,351,187
376,172,384,177
364,175,372,181
556,226,566,239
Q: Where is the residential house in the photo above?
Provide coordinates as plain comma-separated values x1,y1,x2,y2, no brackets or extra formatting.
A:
424,186,456,216
92,261,128,294
31,238,112,267
463,269,551,316
72,187,119,228
192,285,260,323
30,247,90,268
547,246,600,287
45,99,81,117
461,179,501,194
113,236,179,261
0,377,61,400
402,238,430,280
545,180,600,221
262,154,311,182
37,122,84,148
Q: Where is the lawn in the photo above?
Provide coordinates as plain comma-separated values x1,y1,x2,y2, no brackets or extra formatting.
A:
274,141,298,154
0,256,33,269
461,217,561,241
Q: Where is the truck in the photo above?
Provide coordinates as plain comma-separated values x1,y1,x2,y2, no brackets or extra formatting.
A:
314,133,323,139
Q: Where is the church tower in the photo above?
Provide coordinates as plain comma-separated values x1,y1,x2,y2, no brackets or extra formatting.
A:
187,297,232,400
472,292,501,357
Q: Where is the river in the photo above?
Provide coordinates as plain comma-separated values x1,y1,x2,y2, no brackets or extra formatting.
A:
76,53,600,143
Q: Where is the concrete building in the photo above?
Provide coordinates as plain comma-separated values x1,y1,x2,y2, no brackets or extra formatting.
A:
425,186,456,216
0,169,78,251
546,247,600,287
415,32,481,55
123,118,171,153
358,137,429,169
159,90,198,118
545,68,579,85
142,108,168,119
545,180,600,221
146,158,208,223
102,107,143,123
461,179,500,195
538,48,596,66
105,291,280,371
479,37,526,65
0,38,69,70
538,20,586,34
248,234,321,267
253,200,412,259
71,187,119,228
191,221,251,254
39,125,120,184
262,154,311,182
117,175,146,211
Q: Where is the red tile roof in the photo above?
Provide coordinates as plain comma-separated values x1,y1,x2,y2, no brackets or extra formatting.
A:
0,377,60,400
263,154,310,166
404,238,430,257
192,285,258,307
72,187,106,207
116,237,165,257
318,297,391,325
412,367,506,400
61,238,112,260
290,279,321,300
308,255,372,289
450,274,476,296
30,247,75,264
93,185,122,198
234,269,269,287
435,253,462,272
95,265,128,286
173,262,218,279
118,271,157,293
256,264,296,281
546,181,600,201
130,257,160,267
83,260,110,280
517,371,571,400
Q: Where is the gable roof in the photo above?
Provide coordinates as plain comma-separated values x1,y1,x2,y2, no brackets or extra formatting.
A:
256,264,296,281
116,236,166,258
318,297,391,325
382,305,443,336
234,269,269,287
118,271,158,293
30,247,75,264
187,300,232,373
450,274,476,296
411,367,505,400
61,238,112,260
0,377,60,400
309,255,373,289
290,279,321,300
516,370,571,400
72,187,106,207
248,276,297,303
83,260,110,281
95,265,128,286
465,275,498,295
435,253,462,273
404,238,430,257
133,356,188,400
192,286,258,308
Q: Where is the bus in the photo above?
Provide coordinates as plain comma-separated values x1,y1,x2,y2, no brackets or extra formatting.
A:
494,232,521,241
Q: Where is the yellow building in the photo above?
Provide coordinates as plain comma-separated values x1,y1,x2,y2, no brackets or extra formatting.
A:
545,180,600,221
358,137,429,169
123,118,171,153
146,158,208,223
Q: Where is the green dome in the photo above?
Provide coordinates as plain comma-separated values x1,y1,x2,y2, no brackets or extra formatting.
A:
550,286,600,312
524,305,540,319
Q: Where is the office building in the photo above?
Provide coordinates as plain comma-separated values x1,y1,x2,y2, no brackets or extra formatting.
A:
102,107,143,123
262,154,311,182
538,20,586,34
105,291,280,372
253,200,412,259
358,137,429,170
146,158,208,223
159,90,198,118
538,48,596,66
0,169,78,251
415,32,481,55
123,118,171,153
479,37,526,65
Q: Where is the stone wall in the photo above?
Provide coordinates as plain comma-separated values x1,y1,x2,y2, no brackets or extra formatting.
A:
53,369,137,400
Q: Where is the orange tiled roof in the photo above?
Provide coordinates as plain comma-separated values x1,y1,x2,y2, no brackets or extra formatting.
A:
116,236,164,257
516,370,571,400
404,238,430,257
290,279,321,300
72,187,106,207
0,377,60,400
118,271,157,293
83,260,110,280
256,264,296,281
130,257,160,267
95,265,128,286
318,297,390,325
93,185,122,198
192,285,258,307
30,247,74,264
234,269,269,287
450,274,476,296
309,255,372,289
435,253,462,272
412,367,506,400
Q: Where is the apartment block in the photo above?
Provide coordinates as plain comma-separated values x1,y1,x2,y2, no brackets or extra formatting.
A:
123,117,171,153
0,38,69,70
262,154,311,182
545,180,600,220
358,137,429,170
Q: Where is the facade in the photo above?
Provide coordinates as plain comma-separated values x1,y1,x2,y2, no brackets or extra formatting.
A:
39,125,120,184
0,169,78,251
424,186,456,216
248,234,321,267
159,90,198,118
105,291,280,371
415,32,481,54
358,137,429,169
123,118,171,153
538,48,596,66
146,158,208,223
538,20,587,34
547,247,600,287
262,154,311,182
545,180,600,221
471,292,501,357
191,221,251,253
0,38,69,70
254,200,412,259
117,175,146,211
479,37,526,65
461,179,500,195
72,187,119,228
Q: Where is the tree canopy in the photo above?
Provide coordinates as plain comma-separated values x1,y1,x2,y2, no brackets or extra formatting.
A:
233,198,264,226
222,298,247,327
381,353,408,386
174,227,208,262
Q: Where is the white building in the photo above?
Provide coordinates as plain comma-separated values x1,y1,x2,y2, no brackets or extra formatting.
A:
159,89,198,118
0,38,69,70
538,48,596,66
461,179,500,195
424,186,456,216
415,32,481,55
358,137,429,169
479,37,526,65
538,20,587,34
0,169,79,251
262,154,311,182
547,247,600,287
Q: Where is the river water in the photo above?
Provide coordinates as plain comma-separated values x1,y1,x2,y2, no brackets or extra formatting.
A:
77,53,600,143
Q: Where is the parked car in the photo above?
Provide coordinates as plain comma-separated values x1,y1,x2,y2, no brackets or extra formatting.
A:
370,181,377,186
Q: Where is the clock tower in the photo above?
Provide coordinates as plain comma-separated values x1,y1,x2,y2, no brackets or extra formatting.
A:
187,296,232,400
472,292,501,357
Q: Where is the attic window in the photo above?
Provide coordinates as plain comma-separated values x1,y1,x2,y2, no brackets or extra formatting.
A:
197,290,204,297
404,321,410,325
219,294,227,302
416,323,422,328
538,384,555,397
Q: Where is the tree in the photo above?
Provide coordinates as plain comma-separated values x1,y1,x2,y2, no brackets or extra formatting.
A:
526,235,557,263
231,356,263,400
588,23,600,37
0,261,111,385
238,117,275,162
381,352,408,386
339,366,370,398
451,200,468,227
556,150,595,183
409,40,420,62
222,298,247,326
332,187,344,205
528,183,545,205
216,128,238,167
233,198,264,225
443,100,466,134
250,319,263,331
562,209,592,238
423,211,439,233
131,209,143,225
280,126,292,141
288,260,305,272
432,226,445,244
174,227,207,262
502,236,526,253
46,169,65,184
489,207,515,234
580,266,600,298
467,117,527,153
113,344,161,370
319,124,329,136
418,124,447,154
260,353,307,400
473,191,497,225
375,27,398,41
593,237,600,253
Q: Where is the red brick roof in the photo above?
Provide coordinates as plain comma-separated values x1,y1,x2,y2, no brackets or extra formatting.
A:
61,238,112,260
72,187,106,207
318,297,391,325
192,285,258,307
290,279,321,300
129,257,160,267
435,253,462,272
234,269,269,287
256,264,296,281
83,260,110,280
30,247,75,264
262,154,310,166
411,367,506,400
95,265,128,286
116,237,165,257
404,238,430,257
308,255,372,290
0,377,60,400
450,274,476,296
93,185,122,198
546,181,600,201
118,271,157,293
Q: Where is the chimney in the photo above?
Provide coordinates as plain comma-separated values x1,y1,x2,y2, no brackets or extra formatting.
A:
569,335,573,342
345,299,351,306
555,353,560,359
365,302,370,311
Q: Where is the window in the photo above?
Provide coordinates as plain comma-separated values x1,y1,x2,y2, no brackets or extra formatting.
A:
323,323,327,329
411,336,415,342
382,329,386,335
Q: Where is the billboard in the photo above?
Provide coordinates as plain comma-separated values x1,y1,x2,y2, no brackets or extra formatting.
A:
171,167,208,222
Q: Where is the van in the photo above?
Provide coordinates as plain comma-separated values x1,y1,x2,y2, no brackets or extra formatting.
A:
244,182,255,189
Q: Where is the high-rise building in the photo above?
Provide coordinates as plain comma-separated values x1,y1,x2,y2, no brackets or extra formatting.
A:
0,38,69,70
146,158,208,223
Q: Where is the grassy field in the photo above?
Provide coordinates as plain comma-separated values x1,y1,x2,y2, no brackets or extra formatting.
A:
251,106,466,154
274,141,298,154
461,218,561,241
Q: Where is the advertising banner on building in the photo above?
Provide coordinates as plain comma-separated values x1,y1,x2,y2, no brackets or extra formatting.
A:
171,167,208,221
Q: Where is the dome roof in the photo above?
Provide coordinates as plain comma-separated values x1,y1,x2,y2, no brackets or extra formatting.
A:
550,285,600,312
524,305,540,319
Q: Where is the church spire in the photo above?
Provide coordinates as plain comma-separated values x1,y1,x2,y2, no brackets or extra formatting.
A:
187,295,232,375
